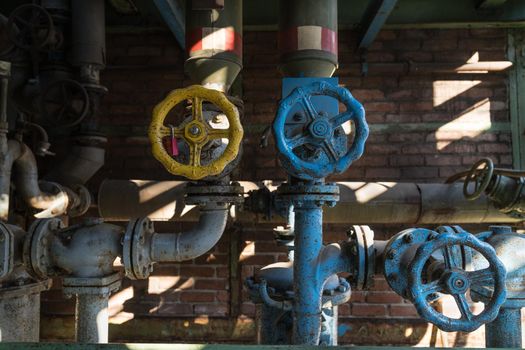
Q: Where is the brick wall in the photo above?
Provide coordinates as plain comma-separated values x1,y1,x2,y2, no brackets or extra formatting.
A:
40,28,516,346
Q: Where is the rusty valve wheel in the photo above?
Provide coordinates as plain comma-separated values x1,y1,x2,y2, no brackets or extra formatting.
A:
408,229,507,332
149,85,243,180
463,158,494,201
7,4,55,50
39,79,90,128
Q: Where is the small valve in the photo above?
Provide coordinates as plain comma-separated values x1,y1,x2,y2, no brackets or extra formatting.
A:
149,85,243,180
383,227,507,332
272,81,368,180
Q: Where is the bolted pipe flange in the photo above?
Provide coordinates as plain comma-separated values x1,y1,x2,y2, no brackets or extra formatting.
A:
123,218,155,280
62,272,122,297
383,228,436,300
275,182,339,208
67,184,92,217
0,222,14,281
346,225,375,290
184,182,244,207
23,218,64,280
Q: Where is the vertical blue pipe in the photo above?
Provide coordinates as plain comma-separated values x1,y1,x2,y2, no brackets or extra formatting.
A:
293,203,323,345
485,307,522,348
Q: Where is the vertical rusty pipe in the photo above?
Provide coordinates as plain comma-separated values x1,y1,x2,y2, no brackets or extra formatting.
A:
279,0,338,77
75,293,109,343
185,0,243,92
485,307,523,348
293,203,323,345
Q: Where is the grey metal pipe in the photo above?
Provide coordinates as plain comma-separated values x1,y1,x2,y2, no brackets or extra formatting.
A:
150,205,228,262
0,139,22,220
45,143,106,187
485,307,522,348
70,0,106,69
0,140,75,219
75,293,109,343
98,180,519,224
0,280,50,342
51,223,122,278
13,143,68,213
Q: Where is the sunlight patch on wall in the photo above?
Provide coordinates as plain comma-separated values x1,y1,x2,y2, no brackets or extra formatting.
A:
239,241,255,262
148,276,182,294
109,286,134,324
435,98,491,150
433,80,482,107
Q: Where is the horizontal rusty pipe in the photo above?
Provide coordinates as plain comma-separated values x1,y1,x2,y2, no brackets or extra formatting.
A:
98,180,518,224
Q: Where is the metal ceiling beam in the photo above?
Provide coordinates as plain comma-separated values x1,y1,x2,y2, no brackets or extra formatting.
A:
357,0,398,49
477,0,509,9
153,0,185,49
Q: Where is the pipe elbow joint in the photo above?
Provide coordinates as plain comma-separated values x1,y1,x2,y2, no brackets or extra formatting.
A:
26,219,122,279
49,221,123,278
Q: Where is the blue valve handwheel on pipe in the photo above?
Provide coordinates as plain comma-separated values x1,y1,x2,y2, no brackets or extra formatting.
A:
408,230,507,332
273,81,368,180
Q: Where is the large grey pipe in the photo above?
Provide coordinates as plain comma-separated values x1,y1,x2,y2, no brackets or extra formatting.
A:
98,180,519,224
150,204,229,262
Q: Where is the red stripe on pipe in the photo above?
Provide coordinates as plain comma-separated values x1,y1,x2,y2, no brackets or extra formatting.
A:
321,27,337,55
186,27,242,57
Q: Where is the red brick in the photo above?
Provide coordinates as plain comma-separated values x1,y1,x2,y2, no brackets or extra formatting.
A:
426,155,462,166
478,143,510,153
194,279,228,290
179,266,216,278
352,304,387,317
180,292,215,303
365,167,401,179
366,292,403,304
389,304,419,317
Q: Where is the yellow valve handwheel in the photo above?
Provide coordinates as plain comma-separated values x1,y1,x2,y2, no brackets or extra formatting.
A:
149,85,243,180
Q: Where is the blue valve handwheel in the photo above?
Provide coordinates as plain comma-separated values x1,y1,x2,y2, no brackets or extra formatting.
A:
408,230,507,332
273,81,369,180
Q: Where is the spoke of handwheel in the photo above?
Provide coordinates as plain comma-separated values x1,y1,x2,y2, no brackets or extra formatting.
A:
287,135,309,149
208,128,229,139
468,268,494,285
454,294,473,321
159,126,184,138
442,245,456,269
322,140,338,162
300,96,318,122
56,105,67,121
421,280,442,295
189,143,202,167
14,16,32,27
192,97,204,122
331,111,353,127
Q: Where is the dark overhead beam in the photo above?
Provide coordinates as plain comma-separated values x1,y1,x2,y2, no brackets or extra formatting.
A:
476,0,509,9
153,0,185,49
357,0,398,49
